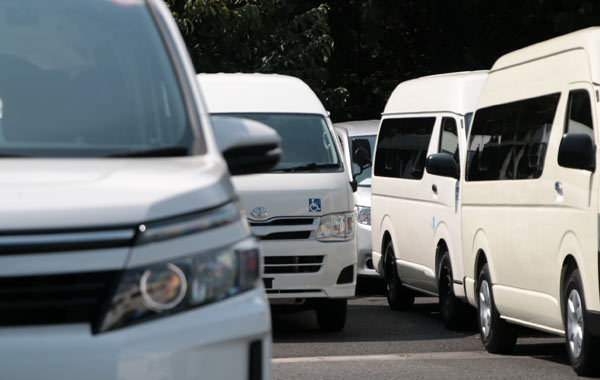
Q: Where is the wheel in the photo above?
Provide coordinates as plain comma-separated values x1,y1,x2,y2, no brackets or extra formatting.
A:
563,268,600,376
316,299,347,332
438,252,473,330
384,241,414,310
477,263,517,354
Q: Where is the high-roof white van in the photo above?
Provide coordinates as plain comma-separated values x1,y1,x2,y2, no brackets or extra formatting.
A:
0,1,279,379
198,74,357,331
334,120,380,278
460,28,600,375
371,71,487,329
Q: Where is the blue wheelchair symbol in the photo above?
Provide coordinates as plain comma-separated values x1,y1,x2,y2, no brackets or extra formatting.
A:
309,198,322,212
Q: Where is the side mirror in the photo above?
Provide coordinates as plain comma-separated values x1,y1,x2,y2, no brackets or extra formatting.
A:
558,133,595,172
425,153,459,179
212,116,282,175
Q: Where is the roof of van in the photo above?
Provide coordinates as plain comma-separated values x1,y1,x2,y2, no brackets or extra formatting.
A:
382,71,488,116
197,73,327,115
492,27,600,81
334,120,379,136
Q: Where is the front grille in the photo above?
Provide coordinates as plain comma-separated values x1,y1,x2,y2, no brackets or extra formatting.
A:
0,271,118,326
264,255,324,274
250,217,318,241
261,231,311,240
249,218,314,227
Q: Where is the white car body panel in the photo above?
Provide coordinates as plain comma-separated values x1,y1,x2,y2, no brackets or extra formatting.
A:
371,71,487,299
462,28,600,335
334,120,380,277
0,0,272,378
198,73,357,301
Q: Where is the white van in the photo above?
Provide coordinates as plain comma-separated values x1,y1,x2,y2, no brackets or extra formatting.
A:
334,120,380,278
371,71,487,329
198,74,357,331
461,28,600,375
0,1,277,379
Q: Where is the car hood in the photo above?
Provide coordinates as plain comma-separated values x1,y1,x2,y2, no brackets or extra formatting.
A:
232,171,352,220
0,157,233,230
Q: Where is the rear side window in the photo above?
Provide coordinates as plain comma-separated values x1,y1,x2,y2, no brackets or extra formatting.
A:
466,93,560,181
374,117,435,179
514,95,558,179
565,90,594,140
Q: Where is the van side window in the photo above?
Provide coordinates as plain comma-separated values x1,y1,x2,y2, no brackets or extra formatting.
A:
374,117,436,179
565,90,594,140
466,93,560,181
438,117,459,164
514,94,559,179
466,102,518,181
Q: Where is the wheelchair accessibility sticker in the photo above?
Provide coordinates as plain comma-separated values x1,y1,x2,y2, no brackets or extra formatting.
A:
309,198,322,212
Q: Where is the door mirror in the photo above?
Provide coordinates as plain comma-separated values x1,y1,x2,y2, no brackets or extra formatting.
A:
558,133,595,172
212,116,282,175
425,153,459,179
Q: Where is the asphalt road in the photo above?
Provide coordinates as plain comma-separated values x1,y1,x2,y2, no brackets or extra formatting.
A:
271,279,591,380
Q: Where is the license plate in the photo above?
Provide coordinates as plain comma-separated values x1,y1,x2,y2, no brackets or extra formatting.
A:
263,277,273,289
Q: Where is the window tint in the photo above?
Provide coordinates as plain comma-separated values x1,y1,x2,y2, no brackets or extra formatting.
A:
439,117,459,162
374,117,435,179
212,113,341,172
565,90,594,140
464,112,473,136
514,95,559,179
466,93,560,181
466,103,518,181
351,135,376,186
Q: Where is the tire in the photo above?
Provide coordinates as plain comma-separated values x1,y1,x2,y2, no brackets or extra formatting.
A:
563,268,600,376
438,252,473,330
384,241,414,311
316,299,347,332
477,263,517,354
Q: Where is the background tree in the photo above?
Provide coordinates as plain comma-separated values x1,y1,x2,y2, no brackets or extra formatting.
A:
168,0,600,121
167,0,348,117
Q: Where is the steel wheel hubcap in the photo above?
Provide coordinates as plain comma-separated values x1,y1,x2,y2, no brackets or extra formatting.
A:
567,289,584,358
479,280,492,339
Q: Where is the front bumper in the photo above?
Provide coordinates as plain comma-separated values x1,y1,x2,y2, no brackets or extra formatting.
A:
261,239,356,300
356,223,380,278
0,287,272,380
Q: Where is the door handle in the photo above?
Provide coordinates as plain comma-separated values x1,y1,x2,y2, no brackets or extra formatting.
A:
432,184,438,194
555,181,563,196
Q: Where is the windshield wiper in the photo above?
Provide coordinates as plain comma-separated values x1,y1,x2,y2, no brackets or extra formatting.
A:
106,146,189,157
273,163,341,173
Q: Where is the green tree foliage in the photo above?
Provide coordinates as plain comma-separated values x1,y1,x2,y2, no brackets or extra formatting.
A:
167,0,348,117
169,0,600,121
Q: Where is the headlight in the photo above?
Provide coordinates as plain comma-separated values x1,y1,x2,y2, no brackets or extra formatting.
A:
137,202,241,245
97,239,259,333
355,205,371,226
315,212,354,242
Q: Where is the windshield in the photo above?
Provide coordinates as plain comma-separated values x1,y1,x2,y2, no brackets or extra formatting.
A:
212,113,341,172
0,0,196,157
351,135,376,186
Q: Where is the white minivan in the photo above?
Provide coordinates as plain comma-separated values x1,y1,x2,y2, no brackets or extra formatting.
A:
460,28,600,375
0,1,277,379
334,120,380,278
371,71,487,329
198,74,357,331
